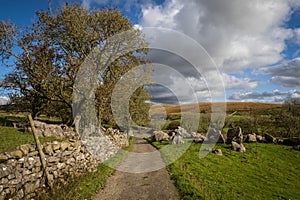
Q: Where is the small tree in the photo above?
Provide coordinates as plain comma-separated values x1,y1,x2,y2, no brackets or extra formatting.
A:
0,4,151,125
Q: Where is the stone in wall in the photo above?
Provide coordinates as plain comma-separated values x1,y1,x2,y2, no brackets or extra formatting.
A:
0,139,98,200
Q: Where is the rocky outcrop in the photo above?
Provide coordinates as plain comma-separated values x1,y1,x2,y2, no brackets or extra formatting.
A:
0,140,98,200
226,127,243,144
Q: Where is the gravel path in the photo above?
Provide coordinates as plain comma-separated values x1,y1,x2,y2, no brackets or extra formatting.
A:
92,138,180,200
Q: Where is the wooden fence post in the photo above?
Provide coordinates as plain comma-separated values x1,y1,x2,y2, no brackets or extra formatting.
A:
28,114,53,189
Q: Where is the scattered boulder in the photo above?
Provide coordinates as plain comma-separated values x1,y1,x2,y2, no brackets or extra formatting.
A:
153,131,169,142
171,134,184,145
206,128,225,144
202,148,222,155
265,133,277,143
213,149,223,156
293,145,300,151
175,126,192,138
245,133,257,143
193,133,206,143
289,137,300,146
231,141,246,152
227,127,243,144
256,135,265,143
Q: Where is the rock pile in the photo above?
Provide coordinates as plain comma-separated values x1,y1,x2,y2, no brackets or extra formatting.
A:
103,127,129,148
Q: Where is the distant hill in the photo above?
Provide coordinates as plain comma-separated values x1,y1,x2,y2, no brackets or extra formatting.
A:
150,102,283,115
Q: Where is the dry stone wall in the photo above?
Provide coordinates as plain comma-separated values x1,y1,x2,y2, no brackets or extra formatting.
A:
0,139,98,200
0,120,129,200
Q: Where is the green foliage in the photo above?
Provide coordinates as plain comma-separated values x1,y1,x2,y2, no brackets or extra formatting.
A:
152,142,300,200
129,87,152,127
0,3,151,126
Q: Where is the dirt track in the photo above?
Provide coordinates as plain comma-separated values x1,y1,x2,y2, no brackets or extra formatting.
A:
92,138,180,200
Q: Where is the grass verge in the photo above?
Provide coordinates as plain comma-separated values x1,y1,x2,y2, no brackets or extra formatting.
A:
39,136,135,200
150,140,300,200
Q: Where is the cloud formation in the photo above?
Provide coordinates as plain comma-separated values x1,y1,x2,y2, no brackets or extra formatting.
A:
141,0,295,72
229,90,300,102
260,57,300,88
80,0,300,103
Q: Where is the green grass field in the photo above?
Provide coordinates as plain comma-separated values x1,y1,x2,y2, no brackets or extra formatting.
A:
151,141,300,200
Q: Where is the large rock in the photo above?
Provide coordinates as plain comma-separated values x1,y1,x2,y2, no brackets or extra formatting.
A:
293,145,300,151
289,137,300,146
265,133,277,143
206,128,225,144
193,133,206,143
231,141,246,152
212,149,223,156
175,126,192,138
256,135,265,143
245,133,257,143
227,127,243,144
171,134,184,144
153,131,169,142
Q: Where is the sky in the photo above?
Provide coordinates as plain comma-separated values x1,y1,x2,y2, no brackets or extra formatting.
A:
0,0,300,105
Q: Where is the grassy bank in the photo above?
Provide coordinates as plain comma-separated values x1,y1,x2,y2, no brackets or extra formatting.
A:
40,136,135,200
151,141,300,199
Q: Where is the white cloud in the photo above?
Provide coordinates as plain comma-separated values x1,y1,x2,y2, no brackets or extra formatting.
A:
0,96,9,105
140,0,296,72
229,89,300,102
294,28,300,44
133,24,143,30
260,57,300,88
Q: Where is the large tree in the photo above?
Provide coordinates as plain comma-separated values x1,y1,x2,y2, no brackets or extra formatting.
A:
0,4,151,126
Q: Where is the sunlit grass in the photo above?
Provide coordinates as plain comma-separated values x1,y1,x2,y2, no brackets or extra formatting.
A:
151,141,300,200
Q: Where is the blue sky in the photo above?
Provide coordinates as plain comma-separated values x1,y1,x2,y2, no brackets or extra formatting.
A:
0,0,300,104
